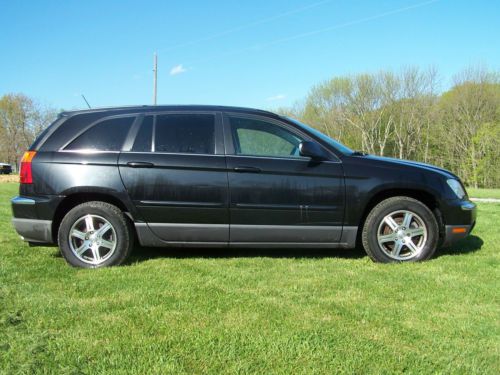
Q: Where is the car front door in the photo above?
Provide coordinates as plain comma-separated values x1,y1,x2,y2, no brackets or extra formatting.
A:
119,111,229,244
223,113,345,244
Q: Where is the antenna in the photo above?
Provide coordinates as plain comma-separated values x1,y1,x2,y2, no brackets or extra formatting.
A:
81,94,91,109
153,52,158,105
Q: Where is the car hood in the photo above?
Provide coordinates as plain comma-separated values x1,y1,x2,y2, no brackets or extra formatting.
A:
363,155,458,180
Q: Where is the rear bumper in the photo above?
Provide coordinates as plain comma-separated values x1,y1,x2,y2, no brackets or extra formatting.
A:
11,196,54,243
442,200,477,247
12,218,53,243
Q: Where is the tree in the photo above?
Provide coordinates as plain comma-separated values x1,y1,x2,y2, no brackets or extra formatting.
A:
274,65,500,188
301,74,393,155
0,94,58,171
383,67,439,161
302,78,357,148
439,67,500,188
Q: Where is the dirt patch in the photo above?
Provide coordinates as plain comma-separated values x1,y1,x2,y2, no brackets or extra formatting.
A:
0,174,19,183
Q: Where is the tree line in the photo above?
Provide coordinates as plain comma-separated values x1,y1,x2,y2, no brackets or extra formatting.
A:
276,66,500,188
0,94,58,171
1,65,499,187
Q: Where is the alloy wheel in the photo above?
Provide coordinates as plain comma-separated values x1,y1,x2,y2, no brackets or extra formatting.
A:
68,214,117,265
376,210,428,261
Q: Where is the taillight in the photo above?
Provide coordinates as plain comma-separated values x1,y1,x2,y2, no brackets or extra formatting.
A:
20,151,36,184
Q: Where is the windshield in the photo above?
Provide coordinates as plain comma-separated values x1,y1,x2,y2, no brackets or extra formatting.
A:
285,117,354,155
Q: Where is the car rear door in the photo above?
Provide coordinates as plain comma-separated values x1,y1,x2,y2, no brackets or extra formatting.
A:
118,111,229,244
223,113,345,244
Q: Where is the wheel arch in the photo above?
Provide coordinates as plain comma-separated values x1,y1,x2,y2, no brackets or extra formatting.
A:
51,191,136,243
356,188,444,247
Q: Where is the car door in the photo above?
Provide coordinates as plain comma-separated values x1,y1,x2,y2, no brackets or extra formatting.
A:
118,111,229,243
223,113,345,244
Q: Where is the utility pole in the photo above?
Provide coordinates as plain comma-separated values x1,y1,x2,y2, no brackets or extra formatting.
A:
153,52,158,105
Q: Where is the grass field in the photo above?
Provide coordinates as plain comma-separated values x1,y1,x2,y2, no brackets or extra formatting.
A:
467,188,500,200
0,183,499,374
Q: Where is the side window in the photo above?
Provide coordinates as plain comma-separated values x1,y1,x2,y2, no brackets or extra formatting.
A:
65,117,134,151
155,114,215,154
229,117,304,158
131,116,153,152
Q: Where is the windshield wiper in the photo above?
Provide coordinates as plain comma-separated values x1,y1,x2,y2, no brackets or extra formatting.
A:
352,150,368,156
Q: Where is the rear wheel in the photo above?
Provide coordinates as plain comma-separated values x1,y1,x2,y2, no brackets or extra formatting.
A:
58,201,133,268
362,196,439,262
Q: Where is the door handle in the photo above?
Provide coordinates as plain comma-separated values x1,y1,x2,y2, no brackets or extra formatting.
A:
127,161,155,168
233,166,262,173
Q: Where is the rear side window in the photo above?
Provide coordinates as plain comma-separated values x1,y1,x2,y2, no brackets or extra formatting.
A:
155,114,215,154
65,117,134,151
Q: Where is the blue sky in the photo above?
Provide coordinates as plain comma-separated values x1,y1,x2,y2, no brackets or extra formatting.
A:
1,0,498,111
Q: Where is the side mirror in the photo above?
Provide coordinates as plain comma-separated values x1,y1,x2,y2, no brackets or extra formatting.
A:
299,141,329,161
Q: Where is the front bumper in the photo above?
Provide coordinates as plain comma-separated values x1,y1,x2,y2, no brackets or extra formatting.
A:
11,196,53,243
442,200,477,247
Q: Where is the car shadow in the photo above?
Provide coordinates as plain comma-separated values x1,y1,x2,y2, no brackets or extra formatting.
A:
49,235,483,263
48,245,366,262
436,235,484,258
128,234,484,263
126,245,367,263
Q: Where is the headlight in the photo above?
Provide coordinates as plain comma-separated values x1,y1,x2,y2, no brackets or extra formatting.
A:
447,179,466,199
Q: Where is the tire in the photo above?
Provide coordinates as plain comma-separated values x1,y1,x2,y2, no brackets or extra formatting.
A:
362,196,439,263
58,201,133,268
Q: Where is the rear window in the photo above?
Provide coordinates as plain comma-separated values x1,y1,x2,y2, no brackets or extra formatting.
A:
154,114,215,154
65,117,135,151
29,118,59,150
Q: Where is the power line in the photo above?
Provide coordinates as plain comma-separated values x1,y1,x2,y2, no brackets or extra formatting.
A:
161,0,334,52
186,0,440,65
260,0,441,48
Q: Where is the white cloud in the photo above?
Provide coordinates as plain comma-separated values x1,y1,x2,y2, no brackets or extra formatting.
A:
267,94,286,101
170,64,187,75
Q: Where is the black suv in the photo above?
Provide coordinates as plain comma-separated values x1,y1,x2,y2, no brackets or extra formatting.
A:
0,163,13,174
11,105,476,267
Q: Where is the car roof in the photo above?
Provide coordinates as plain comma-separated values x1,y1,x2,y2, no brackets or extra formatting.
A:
60,105,280,118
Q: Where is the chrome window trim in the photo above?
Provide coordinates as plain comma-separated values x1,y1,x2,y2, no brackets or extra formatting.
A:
57,150,120,154
122,151,226,157
227,154,341,164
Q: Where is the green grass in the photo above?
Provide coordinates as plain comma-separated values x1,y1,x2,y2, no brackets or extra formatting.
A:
467,188,500,199
1,184,499,374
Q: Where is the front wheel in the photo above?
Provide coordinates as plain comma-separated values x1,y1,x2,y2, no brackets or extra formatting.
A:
362,196,439,263
58,201,133,268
